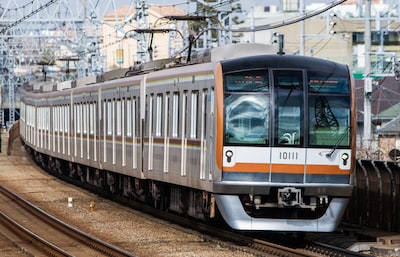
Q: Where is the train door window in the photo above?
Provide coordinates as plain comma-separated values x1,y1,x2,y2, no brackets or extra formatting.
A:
307,70,351,147
112,99,116,165
164,93,170,138
52,106,56,152
148,94,154,137
224,69,269,145
65,105,70,155
103,100,107,162
83,103,87,134
126,98,132,137
182,91,188,138
73,104,79,157
133,97,137,138
190,91,198,139
116,99,122,136
121,99,126,166
273,70,303,146
60,105,64,153
107,100,112,136
202,89,208,138
53,106,58,133
156,94,163,137
76,104,81,134
172,92,179,138
89,103,95,135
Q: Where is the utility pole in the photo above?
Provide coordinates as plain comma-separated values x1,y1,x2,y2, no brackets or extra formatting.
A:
299,0,305,55
363,0,372,151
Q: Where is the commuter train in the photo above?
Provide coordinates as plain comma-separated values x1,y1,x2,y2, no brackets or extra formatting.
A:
19,43,356,232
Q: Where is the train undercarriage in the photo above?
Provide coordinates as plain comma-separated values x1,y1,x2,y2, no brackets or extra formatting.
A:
28,147,216,222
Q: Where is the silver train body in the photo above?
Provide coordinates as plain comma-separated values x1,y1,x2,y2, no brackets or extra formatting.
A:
19,44,356,232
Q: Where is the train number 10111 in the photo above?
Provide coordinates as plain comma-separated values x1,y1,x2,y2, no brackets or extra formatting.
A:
279,151,299,160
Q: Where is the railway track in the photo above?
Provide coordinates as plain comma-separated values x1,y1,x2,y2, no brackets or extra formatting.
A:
0,185,136,257
98,186,372,257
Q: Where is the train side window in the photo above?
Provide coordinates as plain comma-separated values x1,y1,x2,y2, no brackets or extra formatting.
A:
190,91,198,139
147,94,154,137
126,98,132,137
273,70,303,146
172,92,179,138
156,94,163,137
182,91,188,138
89,102,95,135
202,89,208,138
165,93,170,138
76,104,81,134
116,99,122,136
133,97,137,137
102,100,107,137
67,105,70,134
107,100,112,136
83,103,88,135
52,106,56,133
59,106,62,134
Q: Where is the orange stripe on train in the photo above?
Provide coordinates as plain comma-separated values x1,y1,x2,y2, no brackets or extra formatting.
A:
223,163,351,175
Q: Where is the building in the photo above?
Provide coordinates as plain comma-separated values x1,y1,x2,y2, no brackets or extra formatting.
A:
102,5,187,71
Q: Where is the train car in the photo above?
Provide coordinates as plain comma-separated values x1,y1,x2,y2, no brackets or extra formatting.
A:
19,43,356,232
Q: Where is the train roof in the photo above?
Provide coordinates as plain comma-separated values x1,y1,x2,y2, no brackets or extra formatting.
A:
220,54,349,75
24,43,348,93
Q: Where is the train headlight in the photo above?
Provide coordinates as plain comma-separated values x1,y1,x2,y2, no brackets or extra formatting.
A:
225,150,233,163
341,153,349,165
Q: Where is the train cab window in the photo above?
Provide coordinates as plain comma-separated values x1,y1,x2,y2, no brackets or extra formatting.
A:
273,70,303,146
224,70,269,145
307,70,351,147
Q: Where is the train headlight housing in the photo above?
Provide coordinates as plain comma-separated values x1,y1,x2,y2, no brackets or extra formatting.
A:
341,153,349,165
225,150,233,163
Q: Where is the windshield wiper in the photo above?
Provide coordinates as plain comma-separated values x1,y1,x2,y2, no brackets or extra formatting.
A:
326,126,350,157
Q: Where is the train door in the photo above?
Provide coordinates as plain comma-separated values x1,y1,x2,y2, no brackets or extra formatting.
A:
221,69,271,181
271,69,306,183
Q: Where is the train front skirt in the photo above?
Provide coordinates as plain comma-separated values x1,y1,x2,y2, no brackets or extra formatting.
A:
215,194,350,232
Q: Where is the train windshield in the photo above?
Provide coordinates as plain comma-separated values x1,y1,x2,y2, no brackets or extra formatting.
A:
307,70,351,147
224,70,269,145
223,67,351,148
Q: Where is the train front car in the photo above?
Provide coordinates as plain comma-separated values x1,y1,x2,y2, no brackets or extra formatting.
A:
213,54,355,232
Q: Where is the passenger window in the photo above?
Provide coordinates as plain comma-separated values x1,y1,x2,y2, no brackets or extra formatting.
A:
107,100,112,136
126,98,132,137
190,91,198,139
172,93,179,138
116,100,121,136
156,94,163,137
